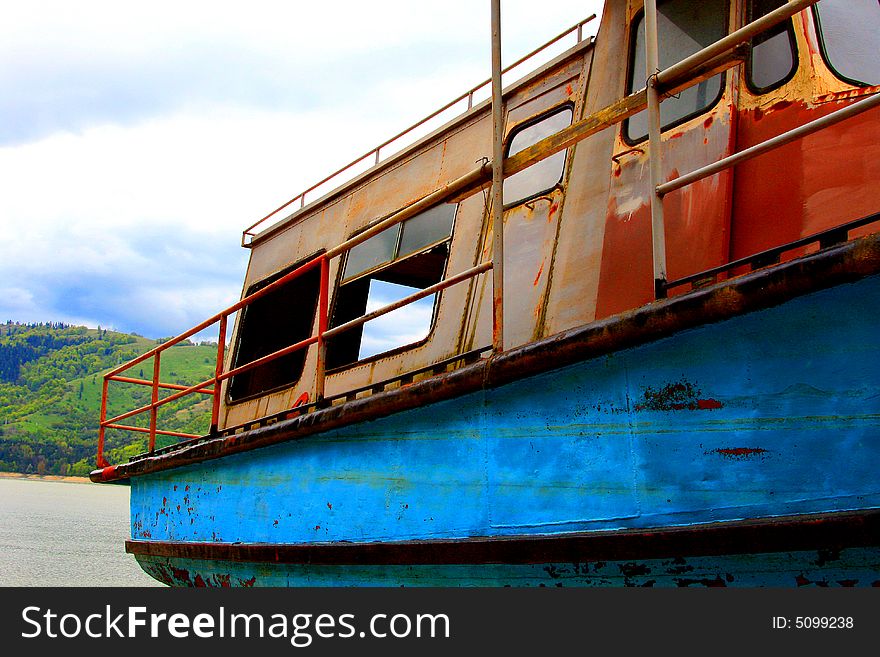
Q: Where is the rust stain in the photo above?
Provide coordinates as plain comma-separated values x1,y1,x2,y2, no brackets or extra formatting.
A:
171,565,192,585
566,83,574,96
675,575,728,587
533,262,545,286
795,574,829,587
703,116,714,129
816,85,880,104
713,447,768,459
634,380,723,412
753,99,793,122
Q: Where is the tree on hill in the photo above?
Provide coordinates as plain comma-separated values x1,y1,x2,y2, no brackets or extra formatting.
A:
0,322,216,476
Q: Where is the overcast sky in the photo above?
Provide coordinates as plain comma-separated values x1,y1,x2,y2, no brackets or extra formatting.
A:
0,0,604,340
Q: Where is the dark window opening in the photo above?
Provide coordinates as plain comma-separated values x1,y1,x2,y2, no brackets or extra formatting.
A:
228,260,321,402
327,204,456,370
814,0,880,87
746,0,798,93
503,105,573,206
625,0,729,143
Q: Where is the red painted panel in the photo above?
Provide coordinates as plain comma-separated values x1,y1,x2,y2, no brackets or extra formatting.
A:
731,101,880,260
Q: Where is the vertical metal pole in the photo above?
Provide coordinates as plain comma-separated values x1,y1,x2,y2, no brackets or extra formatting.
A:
315,255,329,401
149,353,160,451
210,315,227,434
644,0,668,298
490,0,505,351
97,377,109,467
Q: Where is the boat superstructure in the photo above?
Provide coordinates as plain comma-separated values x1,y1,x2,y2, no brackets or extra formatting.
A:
92,0,880,586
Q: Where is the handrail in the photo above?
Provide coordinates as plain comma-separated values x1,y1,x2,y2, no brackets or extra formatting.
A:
657,91,880,196
655,0,818,89
240,14,597,247
97,248,492,467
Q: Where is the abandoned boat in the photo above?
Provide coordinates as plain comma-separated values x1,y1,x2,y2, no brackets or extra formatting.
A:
92,0,880,586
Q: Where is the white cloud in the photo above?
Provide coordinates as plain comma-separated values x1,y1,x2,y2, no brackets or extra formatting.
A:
0,0,604,337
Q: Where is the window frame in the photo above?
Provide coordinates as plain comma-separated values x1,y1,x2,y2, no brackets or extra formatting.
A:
326,204,457,371
744,0,799,95
226,253,323,405
622,0,730,146
502,103,574,208
812,3,880,89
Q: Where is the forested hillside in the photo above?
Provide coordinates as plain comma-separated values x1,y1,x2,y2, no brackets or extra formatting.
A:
0,321,216,476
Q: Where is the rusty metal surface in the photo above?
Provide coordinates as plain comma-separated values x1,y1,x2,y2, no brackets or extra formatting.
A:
95,0,880,476
91,230,880,483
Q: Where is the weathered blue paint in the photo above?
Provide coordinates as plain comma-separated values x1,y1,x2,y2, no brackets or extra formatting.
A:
130,275,880,585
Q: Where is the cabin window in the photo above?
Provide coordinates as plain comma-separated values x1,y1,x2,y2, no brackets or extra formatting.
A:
228,259,321,402
746,0,798,93
327,203,457,369
625,0,728,142
814,0,880,87
503,106,573,206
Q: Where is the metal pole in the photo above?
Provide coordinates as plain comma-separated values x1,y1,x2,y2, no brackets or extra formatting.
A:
149,353,160,451
490,0,505,351
210,315,227,434
97,377,109,467
644,0,668,298
315,255,329,401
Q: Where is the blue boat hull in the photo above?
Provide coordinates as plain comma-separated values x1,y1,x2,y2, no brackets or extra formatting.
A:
128,273,880,586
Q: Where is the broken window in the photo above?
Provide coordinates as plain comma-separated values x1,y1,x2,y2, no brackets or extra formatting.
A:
626,0,729,142
503,105,572,206
228,258,321,402
327,203,457,369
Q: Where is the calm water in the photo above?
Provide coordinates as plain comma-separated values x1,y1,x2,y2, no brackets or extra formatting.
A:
0,477,162,586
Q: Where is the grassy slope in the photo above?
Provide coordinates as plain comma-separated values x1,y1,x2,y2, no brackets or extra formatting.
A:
0,326,216,475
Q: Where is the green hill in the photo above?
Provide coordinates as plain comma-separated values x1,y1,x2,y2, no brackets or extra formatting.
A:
0,321,217,476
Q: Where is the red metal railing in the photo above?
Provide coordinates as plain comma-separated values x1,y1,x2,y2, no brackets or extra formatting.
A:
97,242,491,467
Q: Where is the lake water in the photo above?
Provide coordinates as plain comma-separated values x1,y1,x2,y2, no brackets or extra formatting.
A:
0,477,162,586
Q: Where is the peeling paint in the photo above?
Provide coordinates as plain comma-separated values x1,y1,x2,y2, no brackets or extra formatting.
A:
713,448,768,459
634,380,723,412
